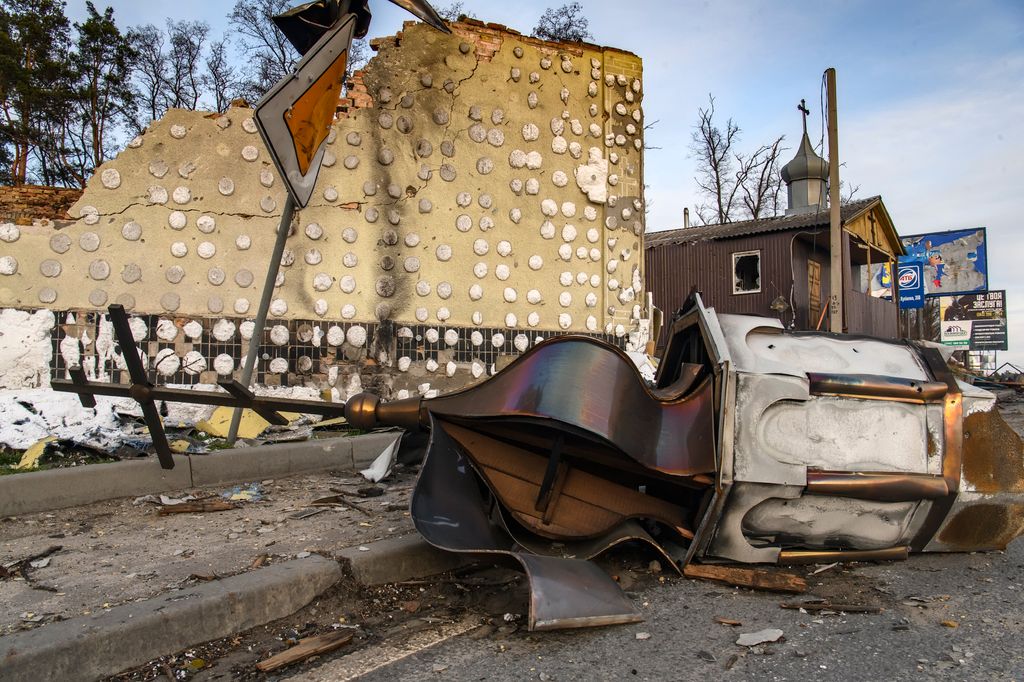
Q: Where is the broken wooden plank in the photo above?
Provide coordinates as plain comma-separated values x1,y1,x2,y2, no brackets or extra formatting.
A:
157,500,238,515
255,630,354,672
683,563,807,594
780,602,882,614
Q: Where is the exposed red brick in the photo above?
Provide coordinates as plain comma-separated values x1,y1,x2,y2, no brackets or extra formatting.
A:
0,185,82,222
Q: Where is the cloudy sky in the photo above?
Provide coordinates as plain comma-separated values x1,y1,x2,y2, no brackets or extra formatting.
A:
69,0,1024,367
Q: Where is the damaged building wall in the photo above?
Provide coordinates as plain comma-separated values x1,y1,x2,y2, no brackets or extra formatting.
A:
0,185,82,224
0,19,646,399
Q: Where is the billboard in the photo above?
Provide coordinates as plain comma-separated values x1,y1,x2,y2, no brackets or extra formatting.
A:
938,290,1008,350
900,228,988,297
896,258,924,309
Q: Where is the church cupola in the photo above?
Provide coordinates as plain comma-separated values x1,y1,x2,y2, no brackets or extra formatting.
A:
781,99,829,216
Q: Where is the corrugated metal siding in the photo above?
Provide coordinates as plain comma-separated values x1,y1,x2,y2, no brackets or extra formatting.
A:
646,228,898,345
646,233,795,348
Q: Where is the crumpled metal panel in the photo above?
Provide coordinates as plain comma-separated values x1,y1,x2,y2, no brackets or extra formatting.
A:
410,414,642,630
716,313,931,380
427,336,716,477
743,495,921,551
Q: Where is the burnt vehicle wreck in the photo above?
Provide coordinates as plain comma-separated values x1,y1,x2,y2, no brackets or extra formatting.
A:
54,294,1024,630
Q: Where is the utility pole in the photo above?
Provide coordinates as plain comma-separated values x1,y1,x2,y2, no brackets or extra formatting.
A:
826,67,843,333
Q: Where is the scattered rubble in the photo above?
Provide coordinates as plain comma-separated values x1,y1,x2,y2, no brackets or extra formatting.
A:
735,628,784,647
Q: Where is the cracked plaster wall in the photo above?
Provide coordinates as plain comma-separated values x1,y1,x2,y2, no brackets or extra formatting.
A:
0,19,647,396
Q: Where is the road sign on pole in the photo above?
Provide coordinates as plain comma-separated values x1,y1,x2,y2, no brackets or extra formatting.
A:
253,15,357,208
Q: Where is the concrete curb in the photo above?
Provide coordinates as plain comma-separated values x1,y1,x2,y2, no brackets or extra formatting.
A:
0,454,192,517
338,534,477,586
0,431,403,517
0,556,343,682
189,430,399,487
0,534,475,681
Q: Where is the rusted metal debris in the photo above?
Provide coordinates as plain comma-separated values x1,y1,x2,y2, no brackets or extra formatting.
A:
52,295,1024,631
683,564,807,594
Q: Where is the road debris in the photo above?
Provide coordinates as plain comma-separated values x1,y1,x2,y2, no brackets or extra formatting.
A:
736,628,784,647
196,407,269,439
781,601,882,614
321,490,371,516
16,436,56,469
635,631,651,640
714,616,742,626
684,563,807,594
255,629,354,672
810,562,840,575
359,435,401,482
222,483,264,502
289,507,328,519
1,545,62,580
158,500,239,515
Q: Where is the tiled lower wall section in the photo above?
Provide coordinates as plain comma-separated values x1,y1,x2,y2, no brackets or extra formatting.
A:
50,310,626,398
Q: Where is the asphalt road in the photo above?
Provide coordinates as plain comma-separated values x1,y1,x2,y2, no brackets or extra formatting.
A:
297,540,1024,681
287,396,1024,681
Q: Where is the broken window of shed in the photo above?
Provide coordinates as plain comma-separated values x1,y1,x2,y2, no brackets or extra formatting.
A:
732,251,761,294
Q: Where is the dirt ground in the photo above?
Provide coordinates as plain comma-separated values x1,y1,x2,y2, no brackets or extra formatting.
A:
0,466,419,636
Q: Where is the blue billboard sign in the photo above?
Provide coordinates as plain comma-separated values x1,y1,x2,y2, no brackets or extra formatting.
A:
900,228,988,297
897,258,925,309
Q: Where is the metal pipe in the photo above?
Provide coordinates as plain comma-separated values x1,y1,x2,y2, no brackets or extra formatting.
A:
805,470,949,502
226,194,297,444
778,546,908,565
806,372,948,403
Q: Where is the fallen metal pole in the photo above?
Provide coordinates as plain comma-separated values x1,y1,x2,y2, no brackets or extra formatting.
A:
226,194,296,444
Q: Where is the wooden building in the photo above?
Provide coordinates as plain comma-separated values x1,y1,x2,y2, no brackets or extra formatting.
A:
645,125,904,348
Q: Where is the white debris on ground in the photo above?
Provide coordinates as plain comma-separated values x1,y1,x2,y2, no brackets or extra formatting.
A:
0,384,324,451
0,309,55,390
0,389,126,451
359,435,402,482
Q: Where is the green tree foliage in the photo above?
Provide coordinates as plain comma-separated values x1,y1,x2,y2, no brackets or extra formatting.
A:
532,2,592,43
57,2,138,186
0,0,73,185
0,0,137,186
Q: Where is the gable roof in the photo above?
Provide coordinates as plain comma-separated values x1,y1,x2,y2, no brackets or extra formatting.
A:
646,196,886,249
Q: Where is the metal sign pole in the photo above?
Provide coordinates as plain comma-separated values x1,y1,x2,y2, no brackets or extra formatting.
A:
226,194,297,444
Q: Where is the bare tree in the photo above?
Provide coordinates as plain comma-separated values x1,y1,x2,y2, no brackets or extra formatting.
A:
690,95,786,224
205,36,237,112
228,0,297,101
532,2,592,43
736,136,786,219
690,96,741,225
166,20,209,110
435,2,475,21
346,37,369,83
838,178,860,205
131,24,169,131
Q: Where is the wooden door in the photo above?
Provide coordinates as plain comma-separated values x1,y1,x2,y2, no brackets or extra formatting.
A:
808,260,822,329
